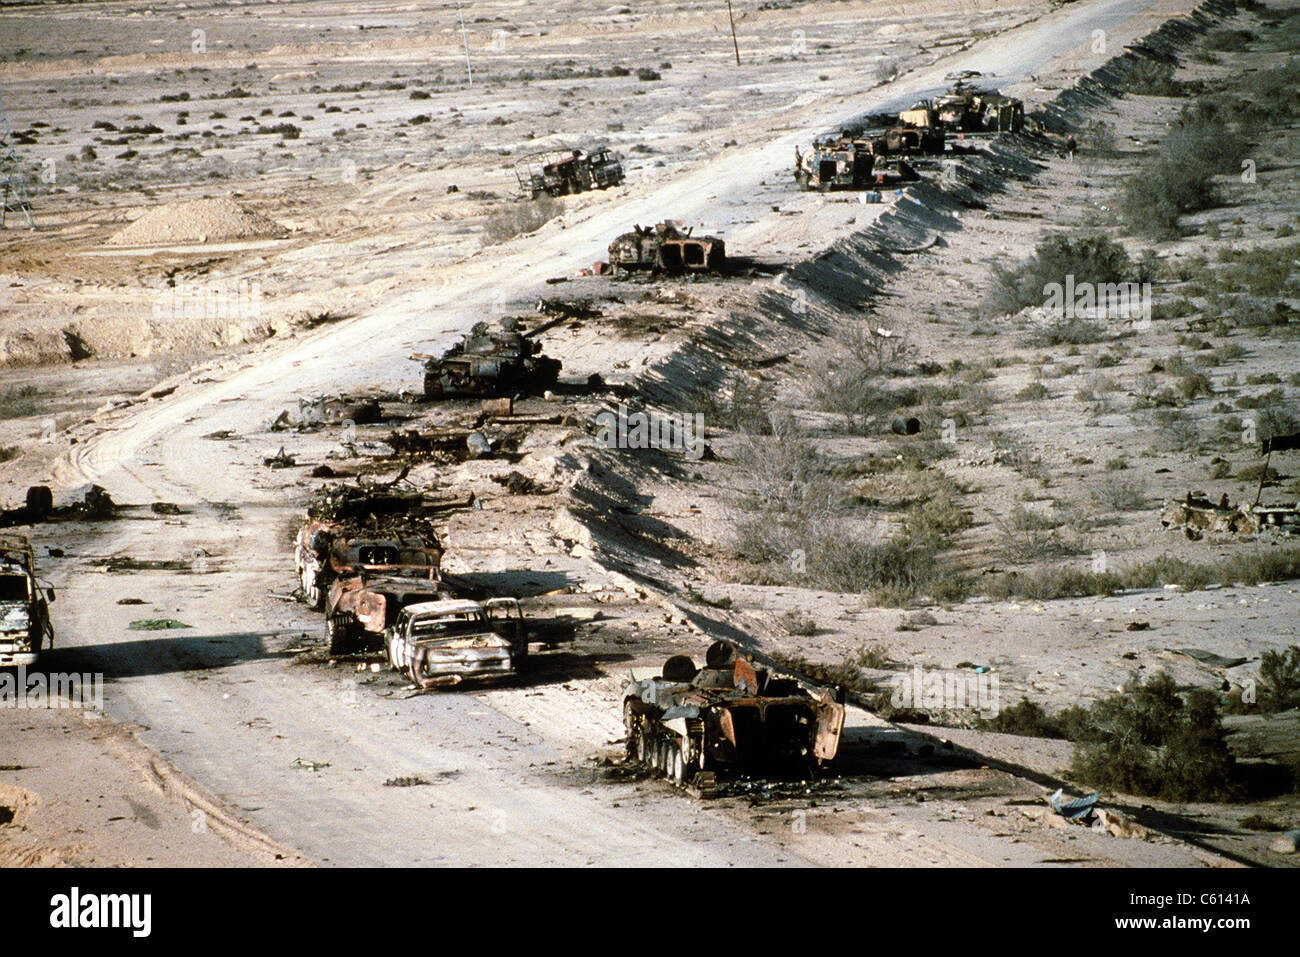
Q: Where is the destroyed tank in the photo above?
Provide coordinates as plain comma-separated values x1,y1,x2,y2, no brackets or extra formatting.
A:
622,640,845,787
608,221,726,274
415,320,561,400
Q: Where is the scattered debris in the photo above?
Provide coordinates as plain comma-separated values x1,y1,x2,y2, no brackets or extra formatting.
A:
126,618,191,631
1170,648,1250,669
1270,830,1300,855
289,757,330,772
262,447,297,469
383,775,430,787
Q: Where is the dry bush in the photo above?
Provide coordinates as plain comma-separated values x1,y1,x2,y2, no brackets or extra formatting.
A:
483,195,562,245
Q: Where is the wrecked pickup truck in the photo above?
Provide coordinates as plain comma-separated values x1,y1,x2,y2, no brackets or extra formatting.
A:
413,319,562,400
0,535,55,667
622,640,845,787
385,598,525,687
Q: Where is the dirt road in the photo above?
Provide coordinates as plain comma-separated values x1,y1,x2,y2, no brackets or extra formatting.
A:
34,0,1213,866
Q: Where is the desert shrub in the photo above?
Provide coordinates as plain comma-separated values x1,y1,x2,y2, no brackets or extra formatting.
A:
986,233,1133,317
976,699,1067,738
1123,59,1184,97
1016,382,1050,401
1070,673,1239,801
776,610,818,636
693,375,775,435
1093,476,1147,511
482,195,562,244
1082,118,1116,153
1259,645,1300,714
1205,28,1254,52
0,385,40,420
1120,103,1250,238
1154,408,1200,451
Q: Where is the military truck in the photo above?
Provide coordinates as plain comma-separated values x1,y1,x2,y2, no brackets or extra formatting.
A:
607,221,727,274
622,640,845,786
0,535,54,667
385,598,526,687
413,319,562,400
514,147,624,199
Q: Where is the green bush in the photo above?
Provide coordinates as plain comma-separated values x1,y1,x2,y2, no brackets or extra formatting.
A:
987,233,1133,317
1120,103,1250,239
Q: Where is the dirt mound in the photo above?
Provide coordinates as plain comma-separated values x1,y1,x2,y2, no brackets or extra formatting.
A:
107,197,288,247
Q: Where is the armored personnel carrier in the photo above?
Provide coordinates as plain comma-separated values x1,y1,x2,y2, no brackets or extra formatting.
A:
622,640,845,787
607,221,726,275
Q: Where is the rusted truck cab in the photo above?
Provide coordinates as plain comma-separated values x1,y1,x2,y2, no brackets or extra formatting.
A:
623,641,845,788
385,598,525,687
0,536,54,667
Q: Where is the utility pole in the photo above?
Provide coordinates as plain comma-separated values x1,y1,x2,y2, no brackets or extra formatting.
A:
726,0,741,66
457,1,473,87
0,91,34,229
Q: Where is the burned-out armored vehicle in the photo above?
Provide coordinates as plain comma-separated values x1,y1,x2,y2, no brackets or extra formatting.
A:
413,320,562,400
0,535,54,667
900,82,1023,134
608,221,726,274
794,137,875,190
623,641,845,786
386,597,525,688
295,518,444,653
515,147,624,199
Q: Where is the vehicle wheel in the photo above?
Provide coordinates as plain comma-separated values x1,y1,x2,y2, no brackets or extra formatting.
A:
303,572,323,611
325,615,352,655
670,744,686,786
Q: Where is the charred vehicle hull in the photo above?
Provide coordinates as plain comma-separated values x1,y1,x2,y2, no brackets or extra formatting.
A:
295,518,443,653
608,221,726,274
0,536,54,667
416,322,561,400
623,641,844,787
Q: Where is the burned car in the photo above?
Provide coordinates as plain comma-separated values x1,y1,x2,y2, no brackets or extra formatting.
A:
385,598,525,687
413,319,562,400
514,147,624,198
622,640,845,786
608,221,726,275
0,535,54,667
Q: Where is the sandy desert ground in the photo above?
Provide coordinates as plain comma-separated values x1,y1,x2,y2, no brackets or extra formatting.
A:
1,0,1298,869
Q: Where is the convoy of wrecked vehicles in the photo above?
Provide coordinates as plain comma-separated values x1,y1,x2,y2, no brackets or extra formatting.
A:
3,83,1037,786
